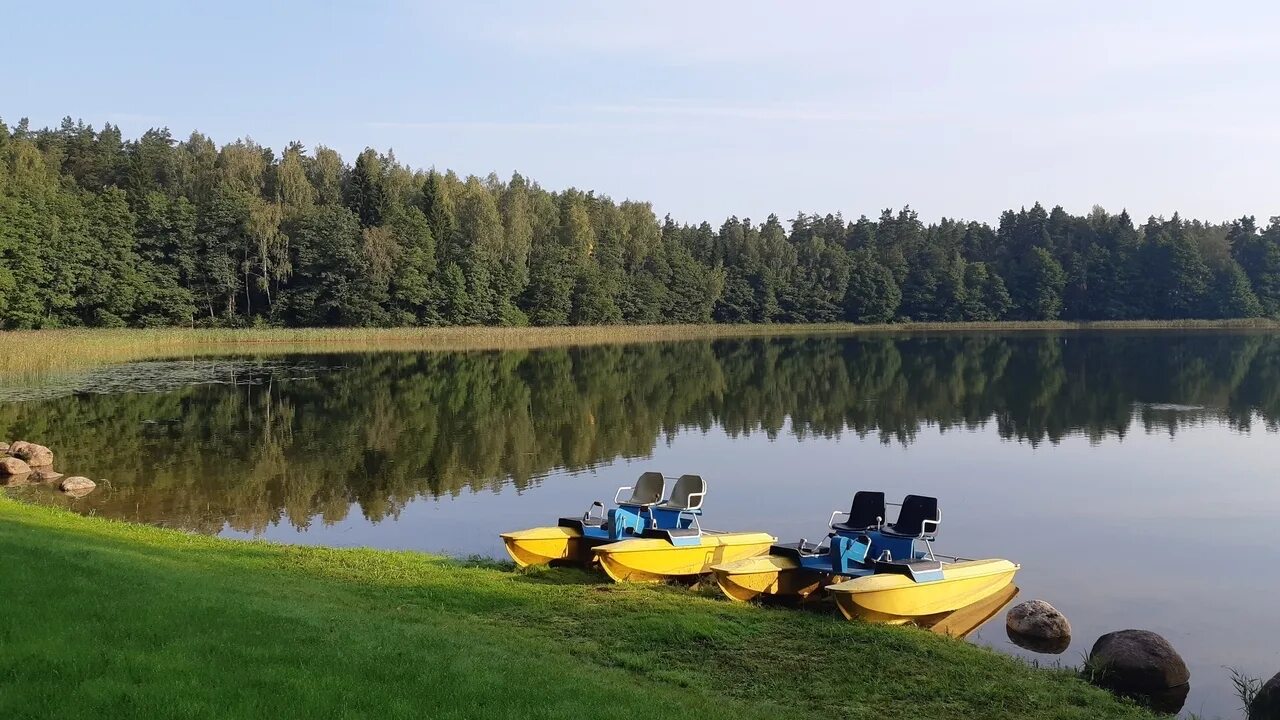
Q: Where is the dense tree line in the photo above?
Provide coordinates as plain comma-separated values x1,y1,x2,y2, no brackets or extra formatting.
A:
2,117,1280,328
4,334,1278,532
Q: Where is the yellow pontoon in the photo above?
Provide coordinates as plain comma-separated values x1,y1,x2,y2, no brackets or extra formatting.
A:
500,525,590,568
827,558,1020,624
710,554,829,601
594,530,778,583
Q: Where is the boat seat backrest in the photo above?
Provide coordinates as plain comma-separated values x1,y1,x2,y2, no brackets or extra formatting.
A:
844,491,885,531
888,494,939,537
622,472,665,506
660,474,706,510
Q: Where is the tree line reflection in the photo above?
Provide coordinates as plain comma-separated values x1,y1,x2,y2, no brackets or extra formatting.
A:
2,332,1277,533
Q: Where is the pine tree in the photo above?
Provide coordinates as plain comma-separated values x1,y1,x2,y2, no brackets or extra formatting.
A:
844,249,900,323
1234,217,1280,315
345,149,385,228
1209,259,1263,318
1025,247,1066,320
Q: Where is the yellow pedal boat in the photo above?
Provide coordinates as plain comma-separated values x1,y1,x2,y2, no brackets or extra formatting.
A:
500,525,593,568
594,530,777,583
710,554,832,601
500,471,689,568
827,558,1019,624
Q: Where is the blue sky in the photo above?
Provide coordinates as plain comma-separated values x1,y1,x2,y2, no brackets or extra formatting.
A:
7,0,1280,224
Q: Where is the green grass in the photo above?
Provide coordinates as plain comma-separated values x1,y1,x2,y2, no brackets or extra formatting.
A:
2,319,1276,379
0,497,1154,720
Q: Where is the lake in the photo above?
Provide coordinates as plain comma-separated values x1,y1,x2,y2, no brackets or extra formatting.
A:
3,331,1278,718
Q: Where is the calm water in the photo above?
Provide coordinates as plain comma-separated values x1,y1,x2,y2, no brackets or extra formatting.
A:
3,331,1279,718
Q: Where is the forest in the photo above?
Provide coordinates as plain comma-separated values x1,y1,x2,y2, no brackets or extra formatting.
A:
2,117,1280,329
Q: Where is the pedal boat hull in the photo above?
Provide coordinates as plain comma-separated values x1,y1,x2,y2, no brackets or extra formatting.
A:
500,526,588,568
828,558,1019,624
710,554,831,601
593,532,777,583
921,583,1020,639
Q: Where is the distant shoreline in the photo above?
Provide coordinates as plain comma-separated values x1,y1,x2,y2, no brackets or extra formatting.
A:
3,319,1277,378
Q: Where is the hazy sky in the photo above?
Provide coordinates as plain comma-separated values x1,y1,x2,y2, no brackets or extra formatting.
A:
8,0,1280,225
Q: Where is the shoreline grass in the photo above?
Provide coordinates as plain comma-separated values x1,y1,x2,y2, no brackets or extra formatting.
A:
2,319,1277,379
0,496,1153,720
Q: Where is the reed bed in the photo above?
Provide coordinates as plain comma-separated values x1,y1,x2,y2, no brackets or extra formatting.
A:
2,319,1276,380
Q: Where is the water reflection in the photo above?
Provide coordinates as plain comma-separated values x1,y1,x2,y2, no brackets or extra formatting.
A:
2,332,1278,535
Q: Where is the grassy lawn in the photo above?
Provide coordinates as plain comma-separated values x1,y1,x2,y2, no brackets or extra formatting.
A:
0,497,1153,720
3,319,1275,379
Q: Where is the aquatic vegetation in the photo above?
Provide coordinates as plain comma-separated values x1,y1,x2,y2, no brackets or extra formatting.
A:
2,320,1275,379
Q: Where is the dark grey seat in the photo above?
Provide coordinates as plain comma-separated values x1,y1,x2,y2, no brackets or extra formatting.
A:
881,494,939,539
618,471,665,506
655,474,706,512
832,491,885,533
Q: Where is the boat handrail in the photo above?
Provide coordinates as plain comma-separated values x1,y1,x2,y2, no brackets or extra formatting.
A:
797,536,829,556
677,510,702,535
684,490,706,511
583,500,606,523
922,509,941,539
920,509,942,559
931,553,975,563
828,510,848,528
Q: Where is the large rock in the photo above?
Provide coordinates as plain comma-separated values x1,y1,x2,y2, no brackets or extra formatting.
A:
0,441,9,453
1251,672,1280,720
9,441,53,467
0,456,31,476
59,476,96,496
1088,629,1189,696
1007,600,1071,639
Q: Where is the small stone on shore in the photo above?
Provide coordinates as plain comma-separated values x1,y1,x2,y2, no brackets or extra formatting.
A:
0,456,32,476
59,476,96,495
1006,600,1071,653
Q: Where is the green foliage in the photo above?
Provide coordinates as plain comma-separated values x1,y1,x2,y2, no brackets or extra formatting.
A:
962,262,1012,321
0,117,1273,328
1210,260,1264,319
844,249,901,323
1025,247,1067,320
282,205,388,326
1235,217,1280,316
